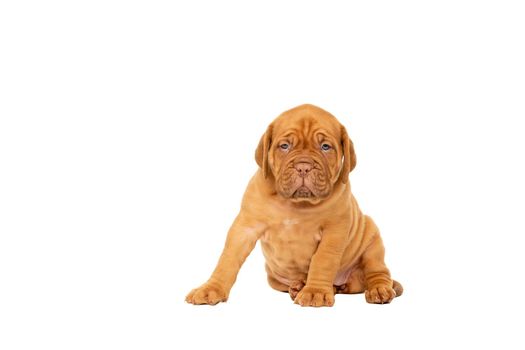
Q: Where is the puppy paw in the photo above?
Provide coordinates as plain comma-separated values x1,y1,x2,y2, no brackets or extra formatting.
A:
294,285,335,307
288,280,305,301
365,285,396,304
185,282,228,305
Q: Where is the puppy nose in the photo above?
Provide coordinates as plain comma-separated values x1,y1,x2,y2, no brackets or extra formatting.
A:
295,162,313,176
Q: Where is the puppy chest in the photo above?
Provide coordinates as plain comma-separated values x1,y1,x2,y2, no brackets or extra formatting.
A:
260,220,322,271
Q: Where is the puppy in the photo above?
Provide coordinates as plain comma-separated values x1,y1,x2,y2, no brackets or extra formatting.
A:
186,104,402,307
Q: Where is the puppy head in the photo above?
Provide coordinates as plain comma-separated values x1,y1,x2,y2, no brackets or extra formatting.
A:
255,104,356,204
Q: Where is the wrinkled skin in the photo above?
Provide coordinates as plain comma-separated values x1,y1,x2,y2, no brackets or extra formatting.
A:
186,104,403,307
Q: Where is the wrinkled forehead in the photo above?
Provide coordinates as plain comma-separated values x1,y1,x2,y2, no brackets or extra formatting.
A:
272,109,341,140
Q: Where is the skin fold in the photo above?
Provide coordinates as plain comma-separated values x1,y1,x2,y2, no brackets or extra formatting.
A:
185,104,403,307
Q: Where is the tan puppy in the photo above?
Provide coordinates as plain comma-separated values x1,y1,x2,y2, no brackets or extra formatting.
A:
186,104,403,307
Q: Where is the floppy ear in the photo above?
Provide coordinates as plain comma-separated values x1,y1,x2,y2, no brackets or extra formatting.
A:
255,124,273,178
340,125,356,183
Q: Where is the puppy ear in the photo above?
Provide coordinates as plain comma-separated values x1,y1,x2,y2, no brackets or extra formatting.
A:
340,125,356,183
255,124,273,178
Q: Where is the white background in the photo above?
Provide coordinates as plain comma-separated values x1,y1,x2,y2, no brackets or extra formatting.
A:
1,1,524,349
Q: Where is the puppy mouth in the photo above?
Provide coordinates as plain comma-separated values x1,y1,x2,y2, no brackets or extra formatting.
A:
277,158,331,201
293,186,314,198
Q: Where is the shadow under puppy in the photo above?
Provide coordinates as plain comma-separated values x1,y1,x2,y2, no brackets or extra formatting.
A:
186,104,403,307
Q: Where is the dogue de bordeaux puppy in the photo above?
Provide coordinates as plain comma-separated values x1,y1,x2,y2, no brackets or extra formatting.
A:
186,104,403,307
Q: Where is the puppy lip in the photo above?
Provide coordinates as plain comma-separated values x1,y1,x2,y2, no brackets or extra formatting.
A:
293,186,314,198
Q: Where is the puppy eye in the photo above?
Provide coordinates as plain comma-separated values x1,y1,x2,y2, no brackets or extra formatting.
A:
321,143,331,151
280,143,290,150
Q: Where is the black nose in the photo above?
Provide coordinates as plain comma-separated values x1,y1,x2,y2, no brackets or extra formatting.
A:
294,162,313,177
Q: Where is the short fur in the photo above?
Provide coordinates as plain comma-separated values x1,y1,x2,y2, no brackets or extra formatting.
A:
186,104,402,307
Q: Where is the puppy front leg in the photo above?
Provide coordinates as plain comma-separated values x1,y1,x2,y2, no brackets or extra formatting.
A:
294,229,346,307
185,214,263,305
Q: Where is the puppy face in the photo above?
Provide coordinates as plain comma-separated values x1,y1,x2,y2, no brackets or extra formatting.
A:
256,105,356,204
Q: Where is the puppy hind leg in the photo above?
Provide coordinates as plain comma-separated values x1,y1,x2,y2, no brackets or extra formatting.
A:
266,273,307,301
267,273,289,293
335,268,366,294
